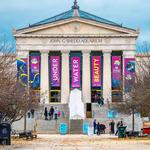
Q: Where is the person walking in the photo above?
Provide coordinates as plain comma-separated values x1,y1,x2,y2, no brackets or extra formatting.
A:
93,119,97,134
115,121,121,136
109,120,115,134
97,122,101,135
44,107,48,120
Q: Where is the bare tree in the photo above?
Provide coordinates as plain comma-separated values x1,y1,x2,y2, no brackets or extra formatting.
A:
112,42,150,132
0,38,39,124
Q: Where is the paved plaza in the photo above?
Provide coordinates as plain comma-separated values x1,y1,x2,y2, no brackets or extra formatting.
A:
0,134,150,150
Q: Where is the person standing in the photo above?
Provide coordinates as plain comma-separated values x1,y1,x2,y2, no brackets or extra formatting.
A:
31,109,35,118
109,120,115,134
54,107,58,120
50,106,55,119
44,107,48,120
93,119,97,134
100,97,104,106
97,122,101,135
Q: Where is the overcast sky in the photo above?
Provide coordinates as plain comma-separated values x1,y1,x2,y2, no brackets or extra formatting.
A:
0,0,150,44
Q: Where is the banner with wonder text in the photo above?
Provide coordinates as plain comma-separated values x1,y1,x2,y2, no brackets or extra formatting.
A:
50,56,61,87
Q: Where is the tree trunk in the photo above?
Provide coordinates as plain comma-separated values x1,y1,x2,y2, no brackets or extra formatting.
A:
132,109,135,133
24,114,27,131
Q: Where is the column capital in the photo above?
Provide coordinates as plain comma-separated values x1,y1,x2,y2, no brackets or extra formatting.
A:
82,50,91,53
102,50,112,54
17,51,29,58
61,50,70,54
40,50,49,54
123,50,135,58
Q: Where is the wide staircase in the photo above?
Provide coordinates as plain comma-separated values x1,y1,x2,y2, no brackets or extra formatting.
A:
70,120,83,134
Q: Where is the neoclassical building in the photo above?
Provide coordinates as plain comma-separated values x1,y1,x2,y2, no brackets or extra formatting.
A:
14,1,139,121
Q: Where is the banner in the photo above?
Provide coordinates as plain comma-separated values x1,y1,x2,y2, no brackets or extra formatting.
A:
91,56,101,87
17,58,28,86
124,58,135,92
112,56,122,88
71,56,81,88
30,55,40,89
50,56,61,87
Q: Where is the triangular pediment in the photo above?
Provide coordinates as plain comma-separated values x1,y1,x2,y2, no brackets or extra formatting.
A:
14,18,138,36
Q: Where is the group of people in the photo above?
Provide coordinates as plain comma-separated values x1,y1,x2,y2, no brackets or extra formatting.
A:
44,106,60,120
93,119,106,135
93,119,124,136
27,109,35,119
109,120,124,135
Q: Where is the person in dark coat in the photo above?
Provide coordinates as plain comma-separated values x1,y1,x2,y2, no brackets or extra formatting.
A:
115,120,124,136
93,119,97,134
109,120,115,134
97,122,101,135
31,109,35,118
50,106,54,119
44,107,48,120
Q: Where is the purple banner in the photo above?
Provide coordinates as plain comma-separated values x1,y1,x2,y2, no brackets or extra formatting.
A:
112,56,122,88
124,58,135,92
50,56,61,87
71,56,81,88
91,56,101,87
30,55,40,89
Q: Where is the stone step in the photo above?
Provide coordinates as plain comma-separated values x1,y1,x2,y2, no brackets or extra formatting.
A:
70,120,83,134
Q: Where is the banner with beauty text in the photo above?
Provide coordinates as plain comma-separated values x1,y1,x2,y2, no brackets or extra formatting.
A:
91,56,101,87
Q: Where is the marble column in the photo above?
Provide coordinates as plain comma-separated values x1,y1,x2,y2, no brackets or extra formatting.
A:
40,51,49,104
103,50,112,103
61,51,70,104
82,51,91,103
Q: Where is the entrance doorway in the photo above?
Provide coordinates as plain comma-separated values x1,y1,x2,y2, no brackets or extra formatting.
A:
50,89,61,103
91,89,102,103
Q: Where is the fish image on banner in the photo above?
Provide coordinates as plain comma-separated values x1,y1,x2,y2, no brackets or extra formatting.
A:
124,58,135,92
17,58,28,86
112,56,122,88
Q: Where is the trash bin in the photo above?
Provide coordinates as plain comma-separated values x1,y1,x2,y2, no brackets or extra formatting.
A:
0,123,11,145
59,123,68,135
83,123,89,134
118,126,126,138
